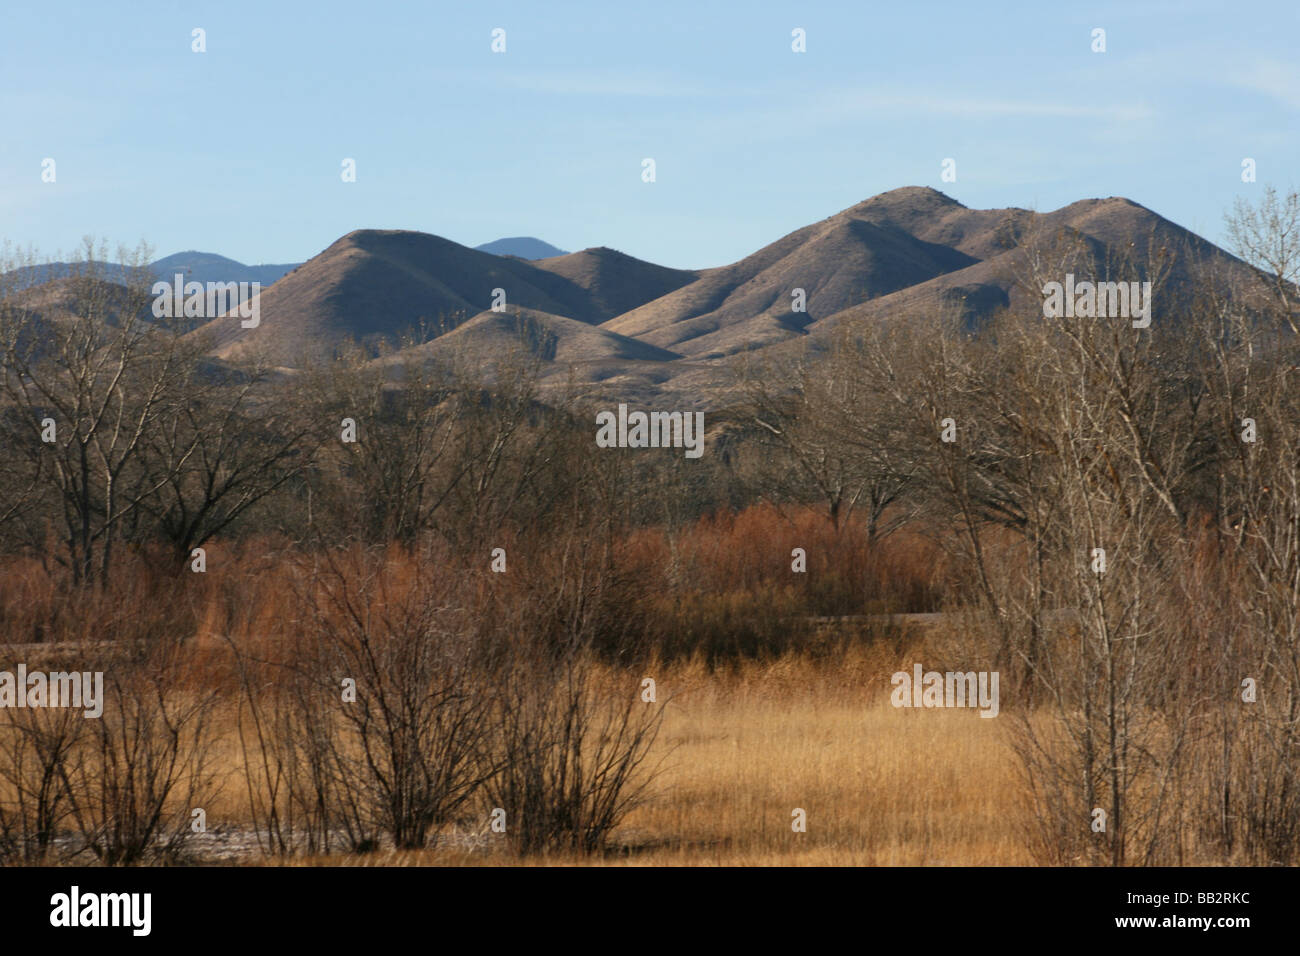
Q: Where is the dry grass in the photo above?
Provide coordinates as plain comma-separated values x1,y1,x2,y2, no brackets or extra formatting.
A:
0,510,1263,866
181,636,1028,867
606,648,1028,866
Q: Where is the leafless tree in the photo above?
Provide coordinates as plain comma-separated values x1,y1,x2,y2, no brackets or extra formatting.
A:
0,240,194,584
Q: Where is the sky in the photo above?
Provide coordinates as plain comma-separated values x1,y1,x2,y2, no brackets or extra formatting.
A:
1,0,1297,270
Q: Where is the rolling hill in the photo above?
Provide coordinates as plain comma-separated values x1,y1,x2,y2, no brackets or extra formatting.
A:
189,231,699,367
166,187,1258,401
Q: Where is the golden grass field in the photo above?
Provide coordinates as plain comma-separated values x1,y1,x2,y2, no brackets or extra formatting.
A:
188,635,1031,867
589,650,1028,866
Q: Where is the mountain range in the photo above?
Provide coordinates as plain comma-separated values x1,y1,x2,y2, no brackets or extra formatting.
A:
4,188,1252,407
0,237,567,296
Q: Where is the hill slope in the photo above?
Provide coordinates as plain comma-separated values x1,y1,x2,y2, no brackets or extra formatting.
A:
190,232,701,366
529,247,699,321
189,230,617,365
600,187,990,358
604,187,1247,360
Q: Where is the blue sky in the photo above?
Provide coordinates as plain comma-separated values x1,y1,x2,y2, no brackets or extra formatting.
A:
2,1,1296,269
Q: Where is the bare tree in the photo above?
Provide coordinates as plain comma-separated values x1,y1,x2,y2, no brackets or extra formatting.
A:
1225,185,1300,332
737,325,915,540
138,359,315,565
0,240,196,584
60,644,219,864
291,546,496,851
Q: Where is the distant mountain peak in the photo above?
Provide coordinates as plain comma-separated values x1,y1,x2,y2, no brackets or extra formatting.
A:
881,185,962,201
150,251,300,290
334,228,424,248
847,185,966,215
475,237,568,260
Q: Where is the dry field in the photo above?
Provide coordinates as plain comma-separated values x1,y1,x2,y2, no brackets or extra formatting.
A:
179,635,1029,867
575,649,1028,867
